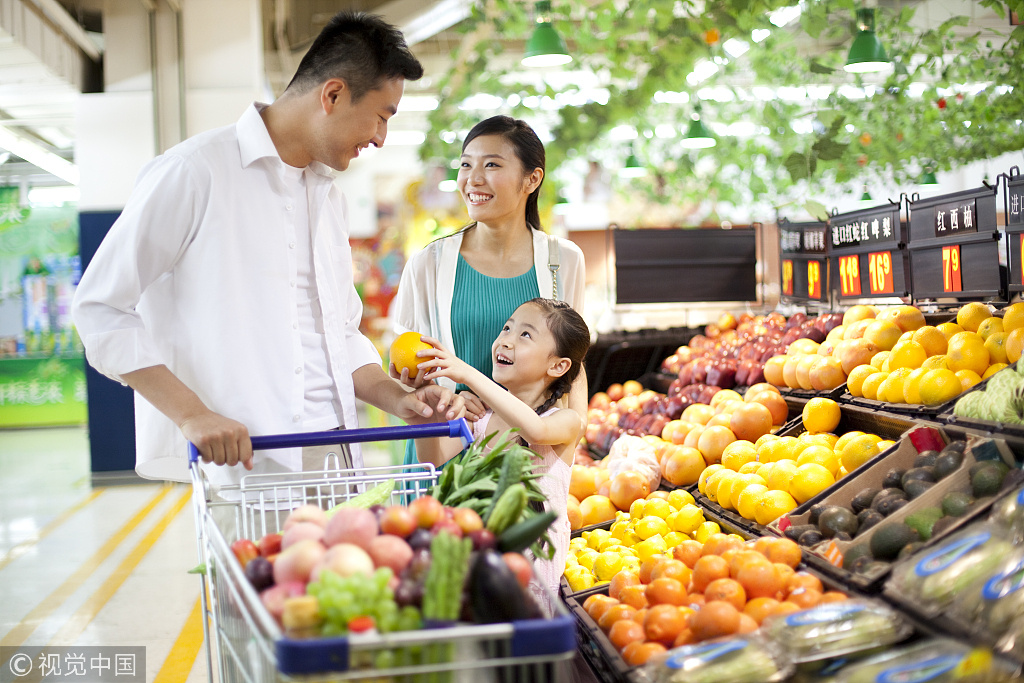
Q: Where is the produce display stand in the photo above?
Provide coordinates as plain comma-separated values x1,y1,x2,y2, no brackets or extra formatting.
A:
189,421,577,683
827,201,910,302
1001,166,1024,298
777,218,830,305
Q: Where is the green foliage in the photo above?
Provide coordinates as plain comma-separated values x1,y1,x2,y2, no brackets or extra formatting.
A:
422,0,1024,218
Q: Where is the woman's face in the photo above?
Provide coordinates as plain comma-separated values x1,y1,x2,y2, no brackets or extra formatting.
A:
457,134,541,226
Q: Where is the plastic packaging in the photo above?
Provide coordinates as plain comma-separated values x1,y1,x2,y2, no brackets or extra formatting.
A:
948,549,1024,647
760,599,913,662
641,632,792,683
888,524,1017,615
832,638,1020,683
988,485,1024,542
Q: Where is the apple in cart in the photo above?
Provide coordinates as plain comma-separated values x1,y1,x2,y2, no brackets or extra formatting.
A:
273,538,326,585
379,506,417,538
311,543,375,581
323,507,379,551
452,507,483,534
281,521,325,549
258,532,283,557
502,552,533,589
367,534,413,575
282,504,328,530
231,539,259,567
408,495,444,529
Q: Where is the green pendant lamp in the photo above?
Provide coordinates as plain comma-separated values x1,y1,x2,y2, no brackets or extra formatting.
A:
680,109,716,149
522,1,572,67
844,8,889,73
438,166,458,192
919,169,939,185
619,145,647,178
861,184,872,202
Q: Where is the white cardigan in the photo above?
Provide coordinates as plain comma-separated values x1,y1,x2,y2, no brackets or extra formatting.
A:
392,228,586,390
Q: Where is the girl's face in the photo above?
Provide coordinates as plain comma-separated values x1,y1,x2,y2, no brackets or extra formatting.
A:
491,303,567,385
458,134,542,226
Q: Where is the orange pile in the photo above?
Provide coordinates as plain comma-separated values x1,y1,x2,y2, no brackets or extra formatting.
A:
581,534,848,667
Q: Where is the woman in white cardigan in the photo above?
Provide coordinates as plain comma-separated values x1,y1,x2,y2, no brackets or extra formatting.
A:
391,116,587,466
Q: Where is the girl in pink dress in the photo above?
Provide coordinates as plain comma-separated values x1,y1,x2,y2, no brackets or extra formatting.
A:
413,298,590,595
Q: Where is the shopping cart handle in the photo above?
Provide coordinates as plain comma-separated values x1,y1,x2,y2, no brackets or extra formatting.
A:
187,419,474,463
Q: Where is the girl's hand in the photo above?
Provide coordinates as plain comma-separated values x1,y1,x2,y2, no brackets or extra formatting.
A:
388,361,432,388
460,391,488,421
416,336,474,385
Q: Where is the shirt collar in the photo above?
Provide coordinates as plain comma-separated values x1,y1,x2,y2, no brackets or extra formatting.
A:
237,102,335,179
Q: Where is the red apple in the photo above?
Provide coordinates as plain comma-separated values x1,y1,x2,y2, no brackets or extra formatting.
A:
502,552,534,589
452,507,483,534
380,506,418,538
408,495,444,529
231,539,259,567
431,517,463,538
258,533,283,558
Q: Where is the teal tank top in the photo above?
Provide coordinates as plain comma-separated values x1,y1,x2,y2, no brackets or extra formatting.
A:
451,254,541,391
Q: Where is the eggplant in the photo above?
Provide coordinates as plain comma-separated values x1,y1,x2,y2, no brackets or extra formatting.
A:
469,549,529,623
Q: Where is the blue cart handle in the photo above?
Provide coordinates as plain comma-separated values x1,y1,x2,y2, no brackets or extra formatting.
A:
187,418,473,463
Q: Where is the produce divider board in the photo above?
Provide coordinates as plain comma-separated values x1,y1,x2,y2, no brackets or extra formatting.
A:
778,218,830,304
777,383,847,401
770,423,1017,594
906,184,1004,303
827,203,910,300
1002,166,1024,297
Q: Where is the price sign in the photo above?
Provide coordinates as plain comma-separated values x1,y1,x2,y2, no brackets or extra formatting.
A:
838,255,861,296
782,259,793,296
1021,235,1024,286
868,251,895,294
807,260,822,299
942,245,962,292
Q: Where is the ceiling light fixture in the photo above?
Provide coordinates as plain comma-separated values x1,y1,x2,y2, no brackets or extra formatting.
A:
845,8,890,73
0,125,78,185
680,108,716,149
522,1,572,68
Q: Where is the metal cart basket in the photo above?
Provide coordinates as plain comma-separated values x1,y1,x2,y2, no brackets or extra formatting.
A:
189,420,577,683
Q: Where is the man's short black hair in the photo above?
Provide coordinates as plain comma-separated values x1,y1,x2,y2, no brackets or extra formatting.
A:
286,11,423,100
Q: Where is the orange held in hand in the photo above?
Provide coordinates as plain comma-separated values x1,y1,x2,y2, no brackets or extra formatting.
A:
390,331,432,379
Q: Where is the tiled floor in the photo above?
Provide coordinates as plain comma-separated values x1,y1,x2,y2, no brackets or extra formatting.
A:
0,421,398,683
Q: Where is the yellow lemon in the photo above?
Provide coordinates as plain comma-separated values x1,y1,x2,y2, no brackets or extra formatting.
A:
847,364,878,397
756,462,775,482
697,464,724,495
955,369,983,392
738,461,763,475
800,432,839,449
937,322,965,340
577,548,599,571
913,326,949,357
715,475,740,510
721,440,758,471
731,473,767,509
985,332,1010,365
879,367,912,404
736,483,769,520
802,397,841,434
754,490,798,526
754,433,779,450
946,332,990,375
629,499,646,520
834,430,866,452
840,434,882,472
633,534,668,563
922,354,949,370
870,351,890,369
978,317,1004,340
564,565,595,592
796,444,840,476
903,367,930,404
957,301,994,333
644,498,672,520
876,440,896,452
983,363,1009,380
888,341,927,370
1003,303,1024,333
694,521,721,544
636,516,670,540
766,459,799,491
790,463,836,504
918,368,962,405
569,537,587,551
663,531,687,548
587,529,612,551
667,489,695,509
1008,329,1024,364
861,371,889,400
593,550,626,581
704,469,731,502
671,505,705,534
837,465,849,479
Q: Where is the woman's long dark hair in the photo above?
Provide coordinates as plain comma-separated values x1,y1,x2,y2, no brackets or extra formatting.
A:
462,115,546,232
526,298,590,415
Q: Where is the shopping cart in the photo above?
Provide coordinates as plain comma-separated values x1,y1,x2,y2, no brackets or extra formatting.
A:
189,420,577,683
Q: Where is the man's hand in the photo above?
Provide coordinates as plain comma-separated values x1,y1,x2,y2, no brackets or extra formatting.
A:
396,383,466,423
179,411,253,470
388,361,432,388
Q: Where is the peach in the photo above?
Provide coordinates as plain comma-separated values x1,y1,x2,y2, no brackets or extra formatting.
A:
323,507,379,551
839,339,880,375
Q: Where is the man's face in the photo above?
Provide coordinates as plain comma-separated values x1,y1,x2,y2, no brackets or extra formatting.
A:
315,77,404,171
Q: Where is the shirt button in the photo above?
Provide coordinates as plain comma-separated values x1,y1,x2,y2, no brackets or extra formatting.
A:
293,323,298,330
295,367,302,374
290,281,296,287
286,204,294,211
289,241,296,249
293,415,300,422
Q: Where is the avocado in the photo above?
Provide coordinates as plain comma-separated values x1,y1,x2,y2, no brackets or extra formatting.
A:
883,468,907,490
784,524,818,542
879,497,909,516
913,450,940,469
808,502,830,526
904,479,935,499
905,507,943,540
834,531,853,542
797,528,825,547
897,541,926,560
873,488,909,515
902,467,937,488
851,487,882,514
931,516,959,538
970,459,1007,478
842,543,872,569
818,506,859,538
941,491,973,517
972,463,1009,497
942,440,967,455
1000,468,1024,493
850,555,873,573
934,451,964,479
856,509,885,535
869,522,920,561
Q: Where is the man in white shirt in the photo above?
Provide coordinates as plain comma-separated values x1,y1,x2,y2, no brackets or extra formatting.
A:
72,12,461,488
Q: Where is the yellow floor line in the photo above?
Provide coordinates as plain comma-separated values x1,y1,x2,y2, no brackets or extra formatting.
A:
0,489,106,572
0,484,174,649
152,597,205,683
48,487,194,646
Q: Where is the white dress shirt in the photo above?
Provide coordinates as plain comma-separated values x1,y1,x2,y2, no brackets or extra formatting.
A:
391,228,586,391
72,103,380,486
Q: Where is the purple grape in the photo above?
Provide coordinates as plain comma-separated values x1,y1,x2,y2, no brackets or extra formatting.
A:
369,504,387,522
407,528,434,551
244,556,274,591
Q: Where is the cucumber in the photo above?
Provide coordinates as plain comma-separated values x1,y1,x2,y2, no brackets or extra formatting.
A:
326,479,394,517
486,483,528,534
498,511,557,554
